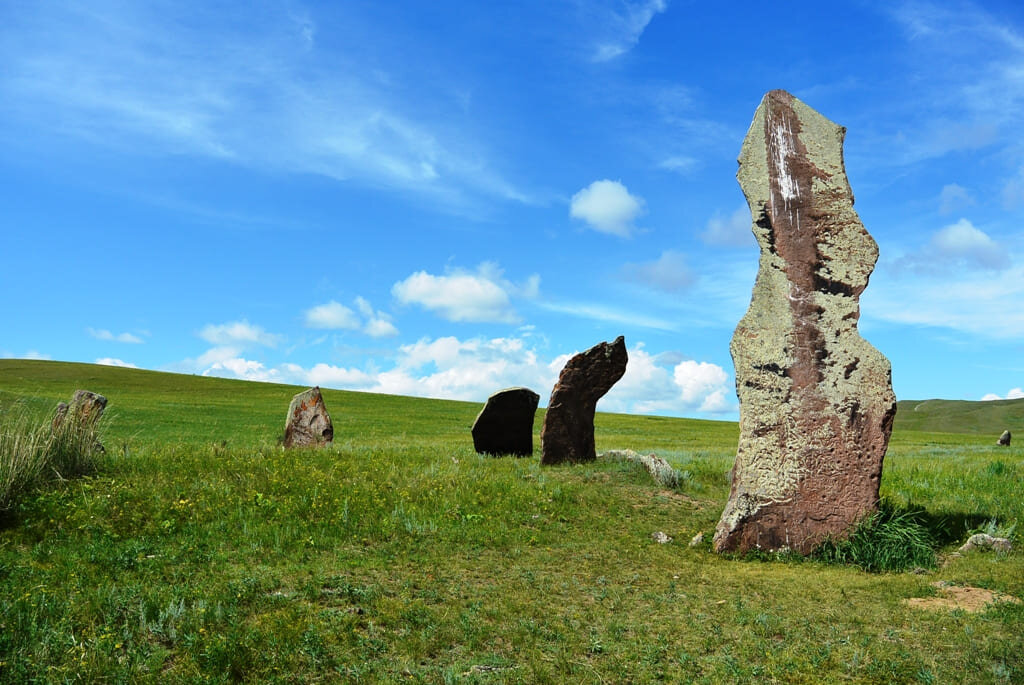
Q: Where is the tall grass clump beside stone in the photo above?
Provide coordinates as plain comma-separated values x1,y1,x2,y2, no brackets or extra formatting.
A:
813,502,937,573
0,404,101,511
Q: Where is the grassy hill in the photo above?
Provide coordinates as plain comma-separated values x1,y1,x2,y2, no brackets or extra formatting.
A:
895,398,1024,437
0,360,1021,682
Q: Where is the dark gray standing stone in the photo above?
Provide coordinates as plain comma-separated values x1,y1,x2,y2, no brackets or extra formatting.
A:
714,90,896,555
472,387,540,456
997,430,1011,446
284,386,334,448
541,336,628,465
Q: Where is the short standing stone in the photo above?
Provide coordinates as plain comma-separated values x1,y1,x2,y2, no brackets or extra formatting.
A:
471,387,540,456
541,336,628,465
52,390,108,430
284,387,334,448
997,430,1011,446
713,90,896,555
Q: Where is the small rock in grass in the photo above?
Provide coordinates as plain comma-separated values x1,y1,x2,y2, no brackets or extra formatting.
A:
689,532,705,548
958,533,1012,554
997,430,1011,446
651,531,672,544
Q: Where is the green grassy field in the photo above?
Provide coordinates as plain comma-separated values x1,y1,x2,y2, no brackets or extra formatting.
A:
1,359,1021,683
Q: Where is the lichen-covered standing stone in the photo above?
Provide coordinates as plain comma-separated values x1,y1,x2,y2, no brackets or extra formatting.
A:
471,387,540,456
713,90,896,554
284,386,334,448
52,389,108,430
541,336,627,465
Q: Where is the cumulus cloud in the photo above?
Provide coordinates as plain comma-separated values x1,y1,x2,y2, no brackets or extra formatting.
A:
355,296,399,337
601,344,733,415
621,250,694,292
981,388,1024,401
202,357,280,382
897,219,1010,272
95,357,138,368
569,180,645,237
392,262,537,323
199,320,281,347
592,0,668,62
939,183,974,214
702,206,752,247
304,301,360,330
87,327,144,344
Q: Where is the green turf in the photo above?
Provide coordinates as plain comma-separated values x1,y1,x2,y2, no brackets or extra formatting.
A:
895,398,1024,437
1,359,1021,683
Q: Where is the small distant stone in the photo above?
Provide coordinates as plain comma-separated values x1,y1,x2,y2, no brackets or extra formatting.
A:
52,390,108,452
958,533,1012,554
283,387,333,448
689,532,705,548
997,430,1011,446
651,531,672,544
471,387,540,457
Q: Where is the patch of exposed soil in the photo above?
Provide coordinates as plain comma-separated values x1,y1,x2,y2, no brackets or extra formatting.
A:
904,581,1022,613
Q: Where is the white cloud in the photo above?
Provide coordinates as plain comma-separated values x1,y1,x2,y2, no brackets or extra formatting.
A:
569,180,645,237
304,301,360,330
87,327,144,344
592,0,668,62
602,344,734,415
657,155,697,174
21,350,51,361
392,262,536,323
355,296,399,338
96,357,138,368
199,320,280,347
896,219,1011,273
981,388,1024,401
939,183,974,214
621,250,694,292
202,357,280,382
702,206,752,247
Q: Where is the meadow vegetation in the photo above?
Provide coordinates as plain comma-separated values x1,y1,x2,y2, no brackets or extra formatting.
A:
0,359,1021,683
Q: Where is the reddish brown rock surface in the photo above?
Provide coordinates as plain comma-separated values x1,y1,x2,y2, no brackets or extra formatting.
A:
284,386,334,448
713,90,896,554
541,336,627,465
472,387,540,457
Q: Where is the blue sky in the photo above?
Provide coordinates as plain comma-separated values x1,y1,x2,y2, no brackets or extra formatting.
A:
3,0,1024,419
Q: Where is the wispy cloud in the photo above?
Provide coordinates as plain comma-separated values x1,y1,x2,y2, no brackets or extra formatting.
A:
0,2,529,210
621,250,694,292
198,320,281,347
591,0,668,62
702,206,753,247
537,301,676,332
96,357,138,368
87,327,144,344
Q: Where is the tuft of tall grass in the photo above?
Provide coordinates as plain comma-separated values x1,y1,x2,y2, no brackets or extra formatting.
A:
0,404,101,511
813,503,937,573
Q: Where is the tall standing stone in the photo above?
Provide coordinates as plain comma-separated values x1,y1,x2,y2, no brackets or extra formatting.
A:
541,336,628,465
472,387,540,456
714,90,896,555
284,386,334,448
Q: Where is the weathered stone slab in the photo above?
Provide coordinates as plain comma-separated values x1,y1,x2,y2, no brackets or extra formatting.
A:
52,390,108,430
997,430,1011,446
472,387,540,456
284,386,334,448
713,90,896,554
541,336,627,465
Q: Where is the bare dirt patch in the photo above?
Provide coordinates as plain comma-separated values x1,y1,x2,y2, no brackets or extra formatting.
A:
904,581,1022,613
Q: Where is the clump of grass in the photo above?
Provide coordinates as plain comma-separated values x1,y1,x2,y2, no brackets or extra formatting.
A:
813,503,936,573
0,404,101,511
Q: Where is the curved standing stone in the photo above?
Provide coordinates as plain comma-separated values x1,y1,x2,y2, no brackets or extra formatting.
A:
997,430,1011,446
284,386,334,448
471,387,540,456
541,336,628,465
713,90,896,555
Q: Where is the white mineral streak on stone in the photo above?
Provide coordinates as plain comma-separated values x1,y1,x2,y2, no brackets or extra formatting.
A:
714,90,896,555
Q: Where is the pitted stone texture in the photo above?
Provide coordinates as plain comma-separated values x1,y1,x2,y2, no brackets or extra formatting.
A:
284,387,334,448
472,387,540,456
997,430,1011,446
541,336,627,465
713,90,896,555
52,390,108,430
